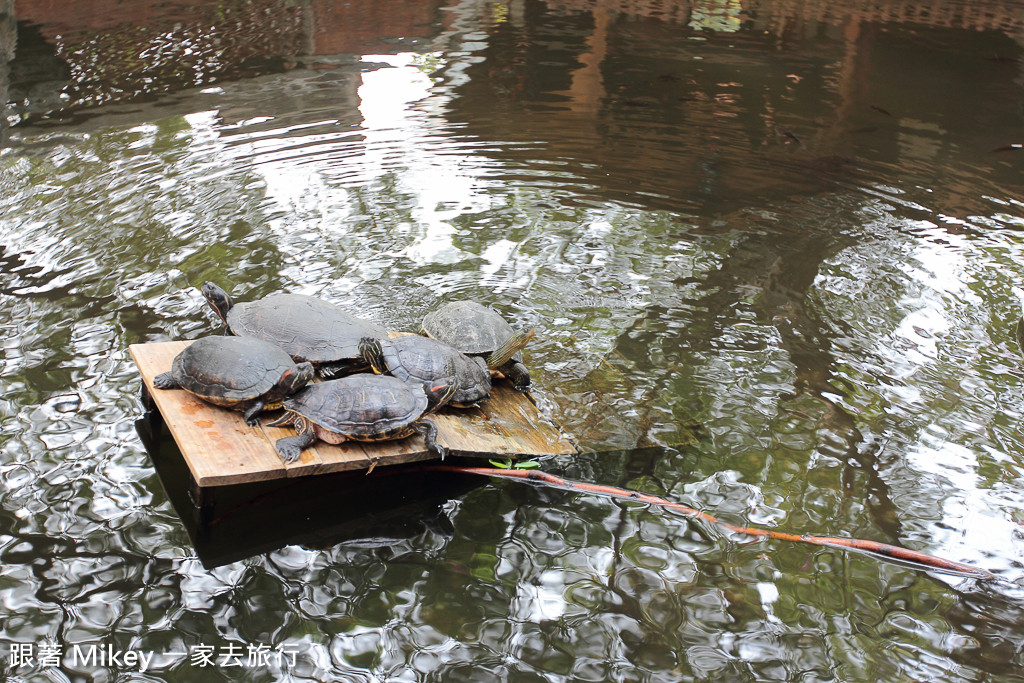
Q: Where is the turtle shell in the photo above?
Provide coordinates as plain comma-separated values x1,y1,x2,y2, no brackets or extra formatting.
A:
381,335,491,407
170,336,298,405
421,300,522,361
227,293,386,365
282,374,428,438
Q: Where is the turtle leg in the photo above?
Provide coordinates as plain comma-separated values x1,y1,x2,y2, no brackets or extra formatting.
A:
506,361,531,393
274,416,317,463
412,419,448,460
265,412,295,428
242,400,265,427
275,432,316,463
320,359,370,379
153,372,179,390
317,362,353,379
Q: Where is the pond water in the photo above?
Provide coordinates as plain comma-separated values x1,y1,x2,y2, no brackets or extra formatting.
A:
3,0,1024,680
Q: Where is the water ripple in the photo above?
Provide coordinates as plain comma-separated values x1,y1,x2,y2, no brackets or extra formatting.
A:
2,2,1024,680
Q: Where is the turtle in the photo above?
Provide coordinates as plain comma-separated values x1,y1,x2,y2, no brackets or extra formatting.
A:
152,335,314,426
359,335,491,408
420,300,535,393
267,373,458,465
359,332,533,408
202,281,387,378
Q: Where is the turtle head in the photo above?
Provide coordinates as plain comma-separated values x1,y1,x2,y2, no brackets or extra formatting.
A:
279,362,315,395
201,281,233,324
358,337,388,374
423,376,458,414
485,327,536,369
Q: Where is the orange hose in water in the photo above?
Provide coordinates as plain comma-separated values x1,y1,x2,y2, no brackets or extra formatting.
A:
423,464,998,581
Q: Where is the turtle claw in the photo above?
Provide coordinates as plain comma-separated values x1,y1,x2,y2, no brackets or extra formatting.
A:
412,419,448,460
274,434,314,463
277,443,302,463
242,402,265,427
153,372,178,390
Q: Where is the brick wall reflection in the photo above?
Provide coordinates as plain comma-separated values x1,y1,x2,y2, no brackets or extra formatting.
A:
9,0,447,113
547,0,1024,37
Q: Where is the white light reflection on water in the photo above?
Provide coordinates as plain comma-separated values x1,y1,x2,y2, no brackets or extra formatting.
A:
356,53,493,268
175,51,504,302
819,211,1024,574
899,233,1015,565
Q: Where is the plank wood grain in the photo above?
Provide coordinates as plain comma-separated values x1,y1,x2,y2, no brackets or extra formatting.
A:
130,339,576,487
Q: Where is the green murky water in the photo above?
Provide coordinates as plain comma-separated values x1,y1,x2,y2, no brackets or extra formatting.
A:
2,0,1024,680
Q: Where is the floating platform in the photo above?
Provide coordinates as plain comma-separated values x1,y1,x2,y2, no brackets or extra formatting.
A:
130,340,576,489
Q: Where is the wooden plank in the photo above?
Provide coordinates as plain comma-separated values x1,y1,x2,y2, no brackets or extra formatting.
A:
130,339,576,487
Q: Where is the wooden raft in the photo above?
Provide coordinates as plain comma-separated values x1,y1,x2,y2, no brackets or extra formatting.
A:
131,340,576,487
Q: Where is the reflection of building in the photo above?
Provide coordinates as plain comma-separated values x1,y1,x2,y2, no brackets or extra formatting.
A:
14,0,449,55
548,0,1024,39
743,0,1024,38
0,0,11,67
0,0,14,141
440,0,1024,215
7,0,446,121
307,0,448,55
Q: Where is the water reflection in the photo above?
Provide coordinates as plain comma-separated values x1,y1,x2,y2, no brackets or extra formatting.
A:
448,0,1024,217
6,0,450,125
138,415,476,569
2,0,1024,679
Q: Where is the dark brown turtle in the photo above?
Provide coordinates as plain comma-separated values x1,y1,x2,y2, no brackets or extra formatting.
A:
359,335,489,408
359,332,532,408
202,281,387,378
267,373,458,465
421,300,535,392
153,335,314,425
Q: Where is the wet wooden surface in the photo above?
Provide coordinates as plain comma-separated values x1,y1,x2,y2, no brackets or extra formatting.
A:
130,339,577,487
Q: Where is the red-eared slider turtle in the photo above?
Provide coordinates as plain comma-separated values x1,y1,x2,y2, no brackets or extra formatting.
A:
421,300,535,393
359,333,532,408
267,373,458,464
359,335,490,408
202,281,387,378
153,335,314,425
